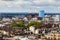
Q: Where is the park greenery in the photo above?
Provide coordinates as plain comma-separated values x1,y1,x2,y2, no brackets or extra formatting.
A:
11,21,43,28
11,21,26,28
27,21,43,28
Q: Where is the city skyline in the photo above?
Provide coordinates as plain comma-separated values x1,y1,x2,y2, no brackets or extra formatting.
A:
0,0,60,13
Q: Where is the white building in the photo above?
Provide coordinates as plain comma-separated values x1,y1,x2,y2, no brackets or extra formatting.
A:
54,15,59,21
23,17,28,21
0,24,5,27
12,17,19,21
35,29,39,34
30,17,38,22
2,18,11,22
45,15,60,22
44,15,50,22
29,26,35,33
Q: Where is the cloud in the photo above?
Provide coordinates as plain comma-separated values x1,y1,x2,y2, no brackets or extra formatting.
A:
0,0,60,13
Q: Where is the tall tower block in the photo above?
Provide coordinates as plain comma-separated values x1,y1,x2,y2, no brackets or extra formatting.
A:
39,10,45,18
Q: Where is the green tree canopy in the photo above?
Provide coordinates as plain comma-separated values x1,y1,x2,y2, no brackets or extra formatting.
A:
11,21,43,28
27,21,43,28
11,22,18,27
17,21,26,28
11,21,27,28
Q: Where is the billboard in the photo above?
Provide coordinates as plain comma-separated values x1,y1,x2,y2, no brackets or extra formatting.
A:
39,10,45,17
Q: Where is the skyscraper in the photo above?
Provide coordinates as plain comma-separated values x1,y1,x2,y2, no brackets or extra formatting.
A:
39,10,45,17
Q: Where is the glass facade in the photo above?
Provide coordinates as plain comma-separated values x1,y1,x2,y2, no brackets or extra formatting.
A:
39,10,45,17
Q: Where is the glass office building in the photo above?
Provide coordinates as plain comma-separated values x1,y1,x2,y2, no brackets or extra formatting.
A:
39,10,45,17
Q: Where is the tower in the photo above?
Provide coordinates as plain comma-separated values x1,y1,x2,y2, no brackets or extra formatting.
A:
39,10,45,20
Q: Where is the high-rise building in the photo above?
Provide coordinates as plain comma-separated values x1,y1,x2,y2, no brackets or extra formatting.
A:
39,10,45,17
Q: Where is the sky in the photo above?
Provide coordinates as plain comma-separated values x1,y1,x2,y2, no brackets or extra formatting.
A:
0,0,60,13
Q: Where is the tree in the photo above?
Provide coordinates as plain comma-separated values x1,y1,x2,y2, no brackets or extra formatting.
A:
27,21,43,28
17,21,26,28
11,22,18,27
10,21,27,28
11,21,43,28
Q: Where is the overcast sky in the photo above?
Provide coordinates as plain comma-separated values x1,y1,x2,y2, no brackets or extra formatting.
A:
0,0,60,13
